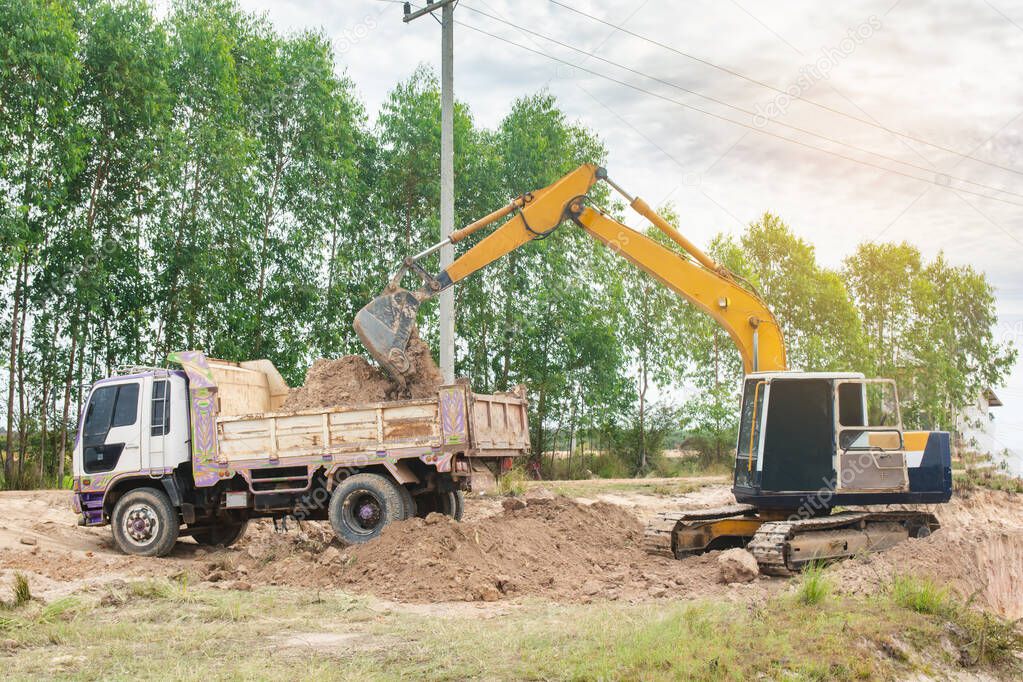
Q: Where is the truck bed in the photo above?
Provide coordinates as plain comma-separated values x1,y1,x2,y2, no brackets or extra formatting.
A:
214,384,529,470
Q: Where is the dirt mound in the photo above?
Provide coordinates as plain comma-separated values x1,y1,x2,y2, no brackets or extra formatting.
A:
214,495,741,603
830,489,1023,619
283,356,394,409
281,333,443,410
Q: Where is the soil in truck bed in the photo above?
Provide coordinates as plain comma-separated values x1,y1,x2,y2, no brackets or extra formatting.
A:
282,333,443,410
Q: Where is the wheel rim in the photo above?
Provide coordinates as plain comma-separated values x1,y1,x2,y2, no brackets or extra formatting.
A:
343,490,384,535
123,503,160,547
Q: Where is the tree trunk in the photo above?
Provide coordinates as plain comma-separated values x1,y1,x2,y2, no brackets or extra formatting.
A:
16,273,29,485
57,320,79,486
254,159,284,356
5,254,26,480
39,373,50,484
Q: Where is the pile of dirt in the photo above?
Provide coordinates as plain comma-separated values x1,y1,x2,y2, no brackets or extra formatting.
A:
282,356,394,410
829,489,1023,619
215,494,739,603
281,332,444,410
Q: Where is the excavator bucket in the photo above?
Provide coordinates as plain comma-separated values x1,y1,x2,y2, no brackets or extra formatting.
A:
354,288,421,383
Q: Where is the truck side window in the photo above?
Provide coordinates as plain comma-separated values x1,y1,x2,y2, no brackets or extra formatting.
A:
151,380,171,436
111,383,139,428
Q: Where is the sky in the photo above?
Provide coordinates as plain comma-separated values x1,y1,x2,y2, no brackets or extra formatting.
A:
229,0,1023,472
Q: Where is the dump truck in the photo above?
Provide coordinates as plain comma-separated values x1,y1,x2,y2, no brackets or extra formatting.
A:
356,163,951,574
72,351,529,556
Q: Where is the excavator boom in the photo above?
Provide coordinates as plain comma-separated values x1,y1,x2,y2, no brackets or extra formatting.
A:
355,164,786,381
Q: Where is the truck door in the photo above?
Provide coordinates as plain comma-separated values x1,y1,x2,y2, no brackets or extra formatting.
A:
82,380,143,476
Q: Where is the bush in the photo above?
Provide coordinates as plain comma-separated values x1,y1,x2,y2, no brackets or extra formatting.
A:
888,574,1023,666
496,466,527,496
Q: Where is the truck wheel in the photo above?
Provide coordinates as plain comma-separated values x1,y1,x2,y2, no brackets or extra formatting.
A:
414,491,464,521
443,491,465,521
111,488,180,557
398,485,416,520
191,520,249,548
329,473,407,544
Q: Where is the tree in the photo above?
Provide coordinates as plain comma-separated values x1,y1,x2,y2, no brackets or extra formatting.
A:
742,213,864,371
0,0,82,482
842,242,922,377
612,205,690,472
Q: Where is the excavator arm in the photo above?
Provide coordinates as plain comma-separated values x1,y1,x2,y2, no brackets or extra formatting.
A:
355,163,786,382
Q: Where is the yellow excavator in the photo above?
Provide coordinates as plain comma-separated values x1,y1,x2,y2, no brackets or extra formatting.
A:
355,164,951,574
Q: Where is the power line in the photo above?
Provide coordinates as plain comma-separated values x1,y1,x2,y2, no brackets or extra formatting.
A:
458,2,1023,201
450,15,1023,209
545,0,1023,178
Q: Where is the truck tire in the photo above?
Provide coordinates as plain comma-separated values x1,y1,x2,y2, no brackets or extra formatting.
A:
111,487,180,557
329,473,407,544
398,485,416,519
191,520,249,548
414,491,464,521
444,490,465,521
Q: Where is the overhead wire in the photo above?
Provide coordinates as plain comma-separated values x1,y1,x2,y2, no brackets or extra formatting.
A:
545,0,1023,178
445,12,1023,209
457,2,1023,201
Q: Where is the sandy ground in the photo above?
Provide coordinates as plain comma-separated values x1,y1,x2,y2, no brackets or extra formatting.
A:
1,482,1020,619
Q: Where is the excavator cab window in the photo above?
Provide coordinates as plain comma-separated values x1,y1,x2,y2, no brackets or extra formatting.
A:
734,379,766,488
759,379,834,493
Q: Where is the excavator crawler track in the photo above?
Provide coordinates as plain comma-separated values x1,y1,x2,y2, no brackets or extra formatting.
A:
646,506,940,575
643,504,757,558
747,511,940,576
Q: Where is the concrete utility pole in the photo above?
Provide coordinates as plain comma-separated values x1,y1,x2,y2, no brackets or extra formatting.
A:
404,0,456,384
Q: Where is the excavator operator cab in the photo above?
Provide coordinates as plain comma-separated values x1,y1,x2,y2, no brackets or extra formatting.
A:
732,371,952,513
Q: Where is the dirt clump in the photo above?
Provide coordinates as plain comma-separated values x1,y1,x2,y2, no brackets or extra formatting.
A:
281,332,444,411
403,334,444,399
717,548,758,584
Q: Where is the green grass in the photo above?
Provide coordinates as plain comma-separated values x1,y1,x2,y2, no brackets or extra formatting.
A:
953,468,1023,494
888,574,1023,667
529,476,716,498
796,562,832,605
0,579,1018,680
495,466,527,496
0,573,32,610
890,575,951,615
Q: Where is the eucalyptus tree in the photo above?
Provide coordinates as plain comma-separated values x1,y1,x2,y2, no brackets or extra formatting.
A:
0,0,82,481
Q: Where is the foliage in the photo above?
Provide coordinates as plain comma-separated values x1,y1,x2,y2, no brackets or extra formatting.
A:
0,573,32,610
495,466,527,497
0,0,1014,488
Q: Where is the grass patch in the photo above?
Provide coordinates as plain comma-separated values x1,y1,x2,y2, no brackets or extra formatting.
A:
888,575,1023,667
495,466,527,496
890,575,950,615
0,583,1019,680
795,562,832,605
953,468,1023,495
1,573,32,610
531,477,713,498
